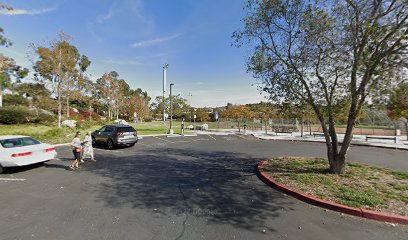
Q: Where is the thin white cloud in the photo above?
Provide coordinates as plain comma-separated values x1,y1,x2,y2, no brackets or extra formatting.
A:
87,22,103,42
131,33,182,48
103,58,145,66
0,6,56,16
97,4,117,24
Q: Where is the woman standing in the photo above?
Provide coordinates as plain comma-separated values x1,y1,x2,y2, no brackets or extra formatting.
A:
81,131,96,162
70,131,82,170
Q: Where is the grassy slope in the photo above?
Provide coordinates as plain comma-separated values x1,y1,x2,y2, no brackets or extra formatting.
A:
0,121,195,144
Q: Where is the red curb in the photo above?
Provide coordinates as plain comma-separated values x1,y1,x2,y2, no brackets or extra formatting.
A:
258,160,408,225
361,209,408,224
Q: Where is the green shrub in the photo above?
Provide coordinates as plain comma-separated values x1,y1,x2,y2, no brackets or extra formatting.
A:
36,112,57,124
3,94,29,107
0,106,32,124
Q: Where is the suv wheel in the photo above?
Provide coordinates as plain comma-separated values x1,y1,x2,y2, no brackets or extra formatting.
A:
0,165,4,174
92,136,96,146
107,139,115,150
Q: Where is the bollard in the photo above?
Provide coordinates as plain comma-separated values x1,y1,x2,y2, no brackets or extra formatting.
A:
181,118,185,135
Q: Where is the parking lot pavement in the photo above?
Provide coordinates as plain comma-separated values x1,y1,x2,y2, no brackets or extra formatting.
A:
0,135,407,240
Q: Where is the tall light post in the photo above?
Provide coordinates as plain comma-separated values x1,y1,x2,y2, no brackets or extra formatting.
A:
187,93,192,123
163,63,169,125
169,83,174,134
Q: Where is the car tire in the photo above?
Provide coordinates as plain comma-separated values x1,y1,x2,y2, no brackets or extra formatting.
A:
92,136,96,146
0,165,4,174
107,139,115,150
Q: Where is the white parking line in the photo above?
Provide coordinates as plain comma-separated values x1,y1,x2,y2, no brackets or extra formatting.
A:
95,149,123,153
0,178,26,181
153,136,176,144
206,134,217,141
191,138,209,141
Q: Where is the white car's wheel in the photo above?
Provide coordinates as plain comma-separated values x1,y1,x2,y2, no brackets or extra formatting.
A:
0,165,4,174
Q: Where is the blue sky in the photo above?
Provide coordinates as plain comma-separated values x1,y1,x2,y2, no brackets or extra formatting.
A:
0,0,265,107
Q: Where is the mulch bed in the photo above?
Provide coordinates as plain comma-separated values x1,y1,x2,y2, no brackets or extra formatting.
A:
262,157,408,216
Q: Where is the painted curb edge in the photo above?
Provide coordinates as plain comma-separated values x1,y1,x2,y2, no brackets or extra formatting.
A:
257,160,408,225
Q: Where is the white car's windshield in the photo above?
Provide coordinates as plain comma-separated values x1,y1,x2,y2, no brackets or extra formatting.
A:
0,137,41,148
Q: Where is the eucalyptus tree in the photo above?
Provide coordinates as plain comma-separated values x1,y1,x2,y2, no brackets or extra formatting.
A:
0,3,12,47
125,89,151,122
151,95,190,119
0,3,20,107
114,79,130,119
0,56,28,107
96,71,120,119
233,0,408,173
34,33,91,127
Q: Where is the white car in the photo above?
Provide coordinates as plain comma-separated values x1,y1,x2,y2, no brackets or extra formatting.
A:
0,135,57,173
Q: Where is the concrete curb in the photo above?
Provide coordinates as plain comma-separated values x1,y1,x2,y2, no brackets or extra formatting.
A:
257,159,408,225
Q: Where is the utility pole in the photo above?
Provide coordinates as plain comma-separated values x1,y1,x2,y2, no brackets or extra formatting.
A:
163,63,169,125
169,83,174,134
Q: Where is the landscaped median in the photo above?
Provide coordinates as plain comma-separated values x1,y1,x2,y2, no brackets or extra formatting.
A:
258,157,408,224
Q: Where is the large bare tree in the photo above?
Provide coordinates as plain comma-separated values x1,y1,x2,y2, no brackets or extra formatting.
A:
233,0,408,173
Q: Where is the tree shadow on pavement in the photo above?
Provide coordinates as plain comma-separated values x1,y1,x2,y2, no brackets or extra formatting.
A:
85,147,294,233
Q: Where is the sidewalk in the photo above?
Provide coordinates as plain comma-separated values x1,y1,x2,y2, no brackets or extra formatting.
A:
197,129,408,150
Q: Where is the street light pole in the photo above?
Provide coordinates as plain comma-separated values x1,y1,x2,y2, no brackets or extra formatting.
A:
170,83,174,134
163,63,169,125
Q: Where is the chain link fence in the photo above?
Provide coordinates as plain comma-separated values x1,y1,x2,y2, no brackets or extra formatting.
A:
211,116,403,136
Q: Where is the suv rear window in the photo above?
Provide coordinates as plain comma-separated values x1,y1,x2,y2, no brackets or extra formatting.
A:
0,137,41,148
117,127,135,133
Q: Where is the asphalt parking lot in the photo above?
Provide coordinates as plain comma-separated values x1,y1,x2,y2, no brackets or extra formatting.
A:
0,134,407,240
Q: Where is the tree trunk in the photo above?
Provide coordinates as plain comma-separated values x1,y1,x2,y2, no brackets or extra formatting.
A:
89,102,92,122
0,89,3,108
328,153,346,174
58,94,62,128
66,97,69,118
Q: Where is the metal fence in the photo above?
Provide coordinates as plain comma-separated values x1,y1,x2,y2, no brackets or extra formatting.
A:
208,117,404,136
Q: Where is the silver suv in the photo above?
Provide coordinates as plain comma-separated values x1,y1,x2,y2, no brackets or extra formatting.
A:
92,125,138,149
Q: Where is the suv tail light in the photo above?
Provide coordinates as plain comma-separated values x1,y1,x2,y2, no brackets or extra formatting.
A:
116,132,123,136
11,152,32,157
45,147,56,152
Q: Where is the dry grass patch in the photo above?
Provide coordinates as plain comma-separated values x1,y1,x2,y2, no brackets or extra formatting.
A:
263,157,408,216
